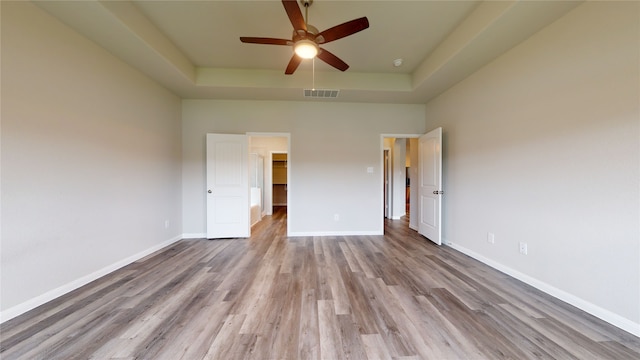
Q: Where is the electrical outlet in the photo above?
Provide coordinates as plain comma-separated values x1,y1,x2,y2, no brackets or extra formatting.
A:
519,242,528,255
487,232,495,244
334,214,340,221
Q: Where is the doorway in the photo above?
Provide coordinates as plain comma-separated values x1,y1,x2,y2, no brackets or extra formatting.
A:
206,133,290,239
381,130,442,245
382,136,419,230
248,134,290,232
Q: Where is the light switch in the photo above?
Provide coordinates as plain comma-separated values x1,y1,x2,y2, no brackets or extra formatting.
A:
367,167,374,173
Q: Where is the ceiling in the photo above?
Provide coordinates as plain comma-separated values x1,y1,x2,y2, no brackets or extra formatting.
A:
34,0,582,104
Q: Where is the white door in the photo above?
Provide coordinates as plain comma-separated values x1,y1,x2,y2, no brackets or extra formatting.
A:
418,127,442,245
206,134,250,239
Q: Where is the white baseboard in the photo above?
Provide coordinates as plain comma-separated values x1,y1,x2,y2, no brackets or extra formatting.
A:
0,235,182,324
182,233,207,239
446,241,640,337
288,230,383,237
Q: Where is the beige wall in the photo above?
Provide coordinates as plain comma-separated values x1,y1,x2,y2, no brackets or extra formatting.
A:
423,1,639,333
1,2,182,318
182,100,426,236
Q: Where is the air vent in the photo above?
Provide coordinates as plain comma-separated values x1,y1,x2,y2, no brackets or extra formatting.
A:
303,89,340,98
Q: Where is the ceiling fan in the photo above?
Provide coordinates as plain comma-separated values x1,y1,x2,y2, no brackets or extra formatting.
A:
240,0,369,75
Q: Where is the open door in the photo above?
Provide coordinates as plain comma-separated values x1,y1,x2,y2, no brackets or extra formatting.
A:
206,133,250,239
418,127,442,245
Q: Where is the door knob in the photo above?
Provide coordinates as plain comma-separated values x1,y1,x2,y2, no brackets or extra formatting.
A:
208,190,212,193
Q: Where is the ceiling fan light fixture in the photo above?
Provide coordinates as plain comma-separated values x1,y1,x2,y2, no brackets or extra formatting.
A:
294,39,318,59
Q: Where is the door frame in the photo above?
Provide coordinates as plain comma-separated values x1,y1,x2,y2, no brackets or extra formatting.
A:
383,149,391,219
247,132,291,236
380,134,422,233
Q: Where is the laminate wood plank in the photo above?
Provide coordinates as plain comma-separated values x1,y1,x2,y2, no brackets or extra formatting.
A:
119,266,212,341
424,288,532,359
58,300,163,360
339,241,363,273
353,275,414,358
314,240,335,302
217,244,265,302
2,209,638,359
360,333,393,360
321,238,352,315
0,273,134,356
252,273,302,359
336,314,369,360
202,314,247,360
197,237,236,263
129,290,231,360
489,303,580,359
344,237,379,279
0,281,136,359
514,280,624,343
116,243,217,309
388,286,485,359
0,269,136,342
318,300,343,360
451,263,549,319
298,288,320,360
313,236,323,255
234,260,281,333
299,237,319,292
337,268,380,335
279,237,296,274
126,270,226,359
369,279,436,359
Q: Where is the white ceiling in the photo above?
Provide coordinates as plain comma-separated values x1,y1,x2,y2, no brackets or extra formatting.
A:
35,0,582,104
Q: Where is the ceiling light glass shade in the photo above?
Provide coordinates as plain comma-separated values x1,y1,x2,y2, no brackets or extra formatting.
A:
294,40,318,59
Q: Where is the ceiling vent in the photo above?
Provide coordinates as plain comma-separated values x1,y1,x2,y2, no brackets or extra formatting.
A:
303,89,340,98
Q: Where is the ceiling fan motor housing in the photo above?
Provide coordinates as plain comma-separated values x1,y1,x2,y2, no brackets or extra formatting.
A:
294,25,324,44
240,0,369,74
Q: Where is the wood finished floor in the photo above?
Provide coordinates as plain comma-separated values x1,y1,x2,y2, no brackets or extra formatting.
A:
2,208,639,359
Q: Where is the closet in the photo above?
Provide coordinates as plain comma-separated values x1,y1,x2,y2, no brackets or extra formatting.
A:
272,153,287,206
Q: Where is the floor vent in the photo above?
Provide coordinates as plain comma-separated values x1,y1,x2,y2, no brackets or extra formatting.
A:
303,89,340,98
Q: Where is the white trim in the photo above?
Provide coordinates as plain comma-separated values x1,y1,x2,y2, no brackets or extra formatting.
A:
182,233,207,239
288,230,383,237
381,134,423,139
446,241,640,337
0,235,182,324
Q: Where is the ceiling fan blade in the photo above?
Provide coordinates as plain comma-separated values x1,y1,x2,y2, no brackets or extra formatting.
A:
317,48,349,72
285,54,303,75
282,0,306,32
316,17,369,44
240,37,291,46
